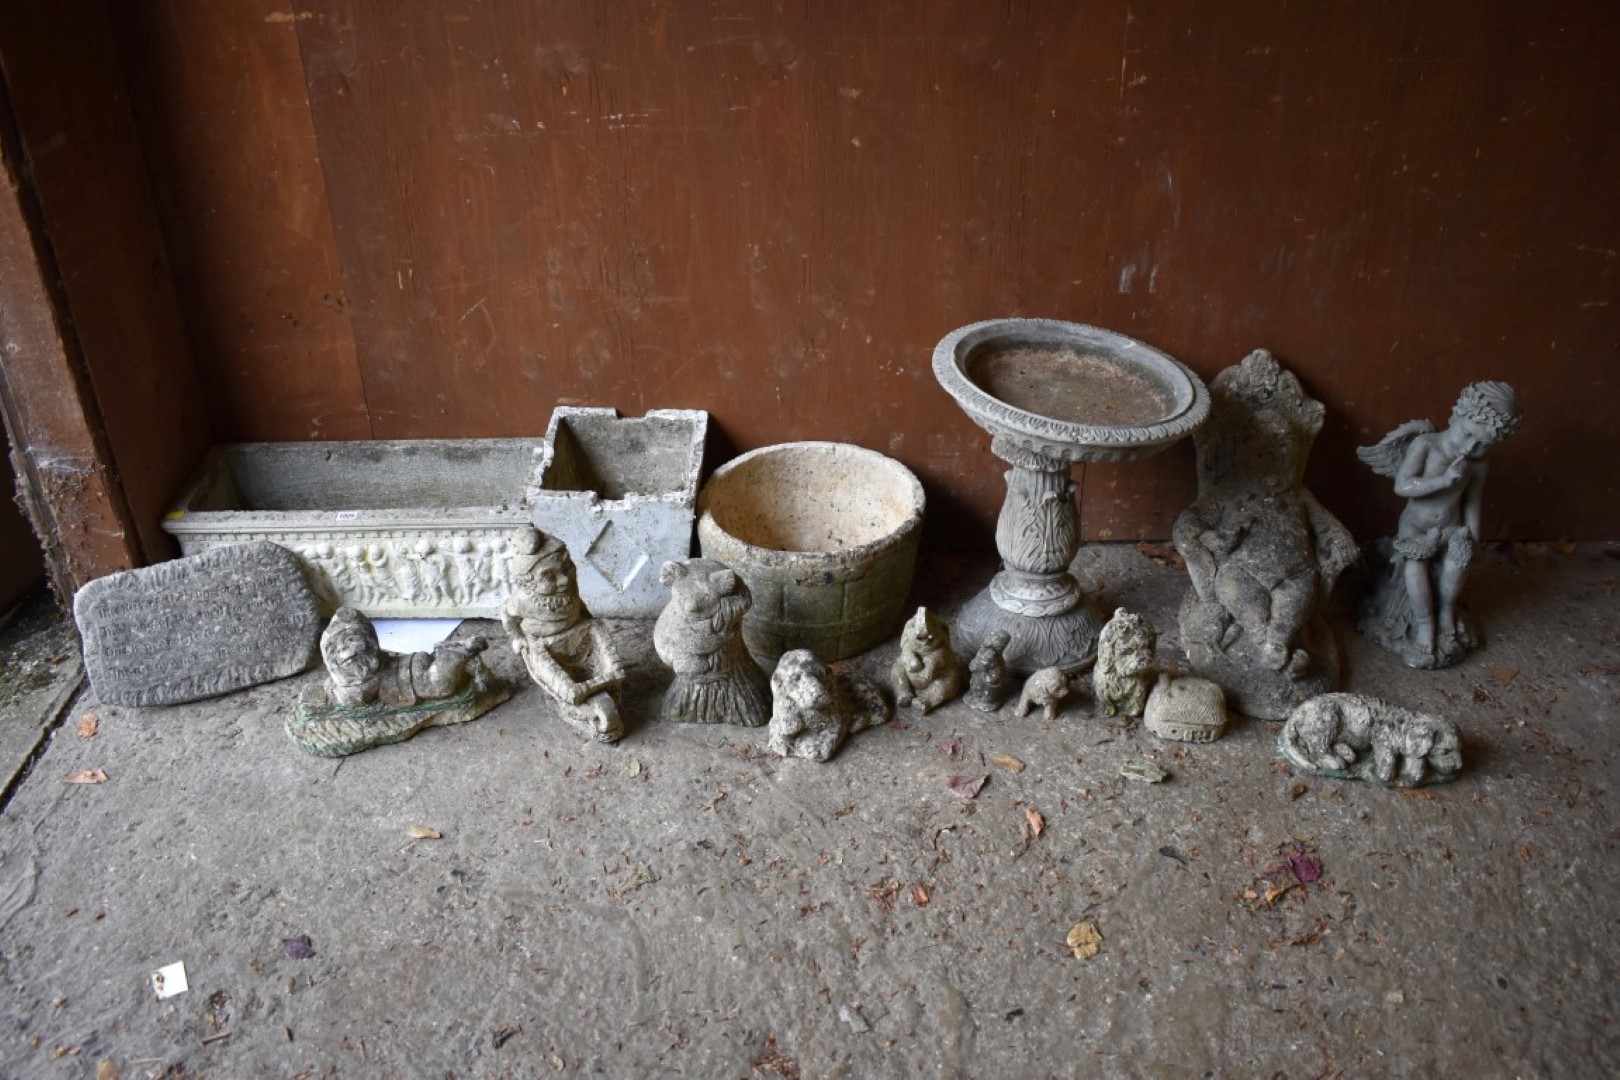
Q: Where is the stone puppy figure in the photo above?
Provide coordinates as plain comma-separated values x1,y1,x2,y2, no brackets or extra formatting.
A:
965,629,1012,713
890,607,964,715
1280,692,1462,788
653,558,771,727
1092,608,1158,718
768,649,892,763
1015,666,1070,721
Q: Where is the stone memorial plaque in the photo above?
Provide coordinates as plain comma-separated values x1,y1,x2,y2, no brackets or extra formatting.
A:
74,541,322,706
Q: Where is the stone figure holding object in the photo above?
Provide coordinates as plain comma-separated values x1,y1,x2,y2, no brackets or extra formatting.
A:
890,607,964,715
1356,381,1522,669
503,527,626,743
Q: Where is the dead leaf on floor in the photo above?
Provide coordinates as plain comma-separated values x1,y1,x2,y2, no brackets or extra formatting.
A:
62,769,106,785
911,883,930,907
628,757,642,777
1491,665,1520,686
281,935,316,960
1066,919,1102,959
937,735,964,760
95,1060,117,1080
1289,782,1309,800
491,1024,520,1050
839,1001,872,1034
868,878,901,914
947,773,989,799
1119,760,1169,784
406,825,442,840
76,715,99,739
1135,541,1186,569
50,1044,79,1058
755,1033,800,1079
1602,577,1616,597
1025,807,1045,838
989,753,1025,773
1555,540,1577,555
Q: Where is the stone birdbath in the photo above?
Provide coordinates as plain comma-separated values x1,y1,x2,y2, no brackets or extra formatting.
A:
932,318,1210,674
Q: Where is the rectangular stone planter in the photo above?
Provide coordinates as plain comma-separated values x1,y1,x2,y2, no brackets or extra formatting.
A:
162,439,540,618
529,407,708,618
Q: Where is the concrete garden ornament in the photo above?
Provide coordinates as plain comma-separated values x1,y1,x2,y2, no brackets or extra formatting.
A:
1172,350,1358,720
503,527,627,743
965,629,1013,713
1143,674,1228,743
286,608,510,757
891,607,964,715
1279,693,1462,787
653,558,771,727
767,650,892,763
1092,608,1157,718
1356,382,1522,669
1015,667,1071,721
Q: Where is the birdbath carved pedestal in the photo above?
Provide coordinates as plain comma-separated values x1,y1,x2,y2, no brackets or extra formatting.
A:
932,319,1210,675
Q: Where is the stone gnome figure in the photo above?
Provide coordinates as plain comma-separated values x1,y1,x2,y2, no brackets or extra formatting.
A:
1092,608,1158,718
1356,381,1522,669
286,607,509,757
768,649,893,763
965,629,1013,713
891,606,964,714
1171,350,1358,719
503,527,626,743
652,558,771,726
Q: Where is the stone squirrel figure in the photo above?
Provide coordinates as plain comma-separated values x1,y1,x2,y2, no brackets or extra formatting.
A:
652,558,771,726
768,649,892,763
1279,692,1462,788
964,629,1013,713
1092,608,1158,718
890,606,964,714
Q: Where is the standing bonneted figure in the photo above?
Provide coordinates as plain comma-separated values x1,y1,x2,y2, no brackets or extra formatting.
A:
1015,667,1071,721
964,629,1013,713
1171,350,1358,719
890,607,964,715
1357,382,1522,669
767,649,892,763
653,559,771,726
503,527,626,744
1092,608,1158,718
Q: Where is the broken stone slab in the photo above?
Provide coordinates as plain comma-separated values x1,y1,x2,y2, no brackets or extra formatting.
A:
73,541,322,706
529,407,708,618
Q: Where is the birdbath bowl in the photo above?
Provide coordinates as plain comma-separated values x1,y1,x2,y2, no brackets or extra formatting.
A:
933,318,1209,674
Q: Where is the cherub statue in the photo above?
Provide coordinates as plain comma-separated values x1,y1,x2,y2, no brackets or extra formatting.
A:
503,527,626,743
767,649,892,763
1356,381,1522,669
1172,350,1358,719
964,629,1012,713
653,558,771,726
286,607,510,757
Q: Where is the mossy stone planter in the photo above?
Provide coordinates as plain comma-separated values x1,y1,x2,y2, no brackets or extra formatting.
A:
696,442,924,662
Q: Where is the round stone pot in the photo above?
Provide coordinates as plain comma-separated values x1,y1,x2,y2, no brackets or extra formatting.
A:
697,442,924,662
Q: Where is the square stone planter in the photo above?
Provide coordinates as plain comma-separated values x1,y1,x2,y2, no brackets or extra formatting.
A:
528,407,708,618
161,439,540,618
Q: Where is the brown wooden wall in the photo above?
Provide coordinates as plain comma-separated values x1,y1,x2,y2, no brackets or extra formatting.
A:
90,2,1620,548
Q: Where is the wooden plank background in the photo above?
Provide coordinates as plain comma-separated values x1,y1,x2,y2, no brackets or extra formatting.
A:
103,1,1618,548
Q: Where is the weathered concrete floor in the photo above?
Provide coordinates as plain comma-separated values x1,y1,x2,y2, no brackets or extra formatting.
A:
1,544,1616,1077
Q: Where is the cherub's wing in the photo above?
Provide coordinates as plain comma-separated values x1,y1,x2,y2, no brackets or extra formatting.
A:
1356,419,1436,477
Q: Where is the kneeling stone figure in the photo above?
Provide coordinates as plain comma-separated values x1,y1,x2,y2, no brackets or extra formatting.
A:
1280,692,1461,788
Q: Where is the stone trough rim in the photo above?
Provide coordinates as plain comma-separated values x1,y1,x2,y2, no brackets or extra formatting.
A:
696,440,925,575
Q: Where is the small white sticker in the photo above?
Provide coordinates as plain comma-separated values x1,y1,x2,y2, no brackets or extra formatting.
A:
334,511,359,521
151,961,188,999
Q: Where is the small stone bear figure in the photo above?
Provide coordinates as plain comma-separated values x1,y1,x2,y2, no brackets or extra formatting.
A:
1093,608,1158,718
1279,692,1462,788
964,629,1013,713
768,649,892,763
1015,666,1071,721
653,558,771,727
890,607,964,714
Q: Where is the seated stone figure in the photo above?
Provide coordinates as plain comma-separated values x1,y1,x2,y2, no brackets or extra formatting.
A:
287,607,509,757
503,527,626,743
767,649,891,763
1172,350,1357,719
1356,381,1522,669
653,558,771,726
